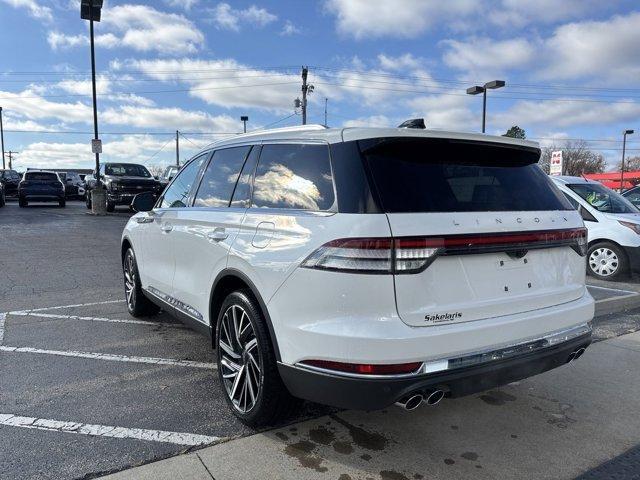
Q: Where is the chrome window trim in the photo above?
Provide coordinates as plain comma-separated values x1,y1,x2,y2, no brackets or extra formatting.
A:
144,286,205,323
291,322,592,380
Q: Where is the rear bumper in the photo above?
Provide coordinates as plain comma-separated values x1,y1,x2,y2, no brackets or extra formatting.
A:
279,330,592,410
20,193,64,201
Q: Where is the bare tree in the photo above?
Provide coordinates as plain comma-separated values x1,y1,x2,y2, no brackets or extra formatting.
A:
539,140,606,176
616,155,640,172
147,164,165,178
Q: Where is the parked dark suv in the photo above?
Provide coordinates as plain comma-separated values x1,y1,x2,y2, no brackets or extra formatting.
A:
18,170,66,207
86,163,161,212
0,169,21,197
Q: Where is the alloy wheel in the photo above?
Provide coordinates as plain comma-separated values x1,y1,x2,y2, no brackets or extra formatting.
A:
589,247,619,277
124,252,136,309
218,304,262,413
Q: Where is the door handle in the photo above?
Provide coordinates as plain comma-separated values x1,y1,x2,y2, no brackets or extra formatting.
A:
161,223,173,233
207,227,228,242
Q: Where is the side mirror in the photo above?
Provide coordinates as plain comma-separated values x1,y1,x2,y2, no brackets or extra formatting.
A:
132,191,156,212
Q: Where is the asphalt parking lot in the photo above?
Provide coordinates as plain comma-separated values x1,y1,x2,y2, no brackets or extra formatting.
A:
2,200,640,480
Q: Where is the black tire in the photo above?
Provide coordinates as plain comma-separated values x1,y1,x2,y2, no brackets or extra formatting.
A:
0,192,5,207
216,290,300,427
123,248,160,317
587,241,628,280
106,201,115,213
59,199,66,208
18,197,27,208
86,193,92,209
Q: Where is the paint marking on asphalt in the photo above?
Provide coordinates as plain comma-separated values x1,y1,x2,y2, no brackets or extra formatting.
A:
0,346,216,370
0,413,222,446
11,299,124,314
0,313,6,345
8,311,183,328
594,293,640,304
587,285,638,295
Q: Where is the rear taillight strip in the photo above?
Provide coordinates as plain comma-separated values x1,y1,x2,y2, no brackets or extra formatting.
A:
301,228,587,274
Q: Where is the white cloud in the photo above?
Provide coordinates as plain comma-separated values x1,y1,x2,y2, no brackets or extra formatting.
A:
0,89,92,123
541,12,640,81
442,37,536,78
280,20,301,36
102,105,240,133
489,0,599,28
209,3,277,31
164,0,199,10
117,58,299,112
343,115,393,128
495,99,640,129
409,93,476,131
48,5,204,55
56,77,111,96
102,4,204,54
325,0,476,39
1,0,52,21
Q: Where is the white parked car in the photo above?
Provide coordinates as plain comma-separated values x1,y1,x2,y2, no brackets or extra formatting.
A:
122,125,594,426
551,176,640,280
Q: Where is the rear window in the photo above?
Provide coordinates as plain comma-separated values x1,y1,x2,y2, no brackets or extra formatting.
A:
25,172,59,181
568,183,638,214
360,138,571,213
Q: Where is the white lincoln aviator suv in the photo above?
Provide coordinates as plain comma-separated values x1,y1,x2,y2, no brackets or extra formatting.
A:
121,124,594,426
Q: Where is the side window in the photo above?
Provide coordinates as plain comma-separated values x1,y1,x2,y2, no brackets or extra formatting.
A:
160,153,208,208
252,144,335,211
230,146,260,208
562,192,579,209
193,146,251,208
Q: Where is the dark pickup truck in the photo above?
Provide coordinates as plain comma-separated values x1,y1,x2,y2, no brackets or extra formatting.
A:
0,169,21,197
86,163,162,212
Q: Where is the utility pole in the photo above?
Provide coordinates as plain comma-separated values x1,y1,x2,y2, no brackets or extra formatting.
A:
620,129,635,192
301,66,314,125
7,150,18,170
0,107,5,169
324,98,328,127
176,130,180,167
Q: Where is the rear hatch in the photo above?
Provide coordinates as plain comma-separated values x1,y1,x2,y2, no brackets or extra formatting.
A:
23,172,61,192
360,137,587,327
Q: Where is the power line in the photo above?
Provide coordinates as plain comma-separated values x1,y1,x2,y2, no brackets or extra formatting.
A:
3,129,240,135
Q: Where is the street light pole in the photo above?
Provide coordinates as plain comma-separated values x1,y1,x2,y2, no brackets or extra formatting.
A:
240,116,248,133
89,13,100,186
0,107,5,169
620,129,635,192
466,80,505,133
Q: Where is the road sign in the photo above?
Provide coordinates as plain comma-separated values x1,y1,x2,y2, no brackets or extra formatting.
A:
550,150,563,176
91,139,102,154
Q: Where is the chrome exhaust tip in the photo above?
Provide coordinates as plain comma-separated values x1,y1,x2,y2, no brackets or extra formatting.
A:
567,347,586,363
425,389,445,406
395,394,424,411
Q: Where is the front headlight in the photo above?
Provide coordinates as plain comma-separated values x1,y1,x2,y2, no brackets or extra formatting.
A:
618,221,640,234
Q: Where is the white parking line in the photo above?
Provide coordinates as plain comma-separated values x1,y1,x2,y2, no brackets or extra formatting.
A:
587,285,638,295
9,311,183,328
0,413,221,446
0,345,216,370
12,299,124,314
0,313,6,345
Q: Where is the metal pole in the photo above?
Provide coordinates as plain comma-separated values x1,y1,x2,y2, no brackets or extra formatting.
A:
324,98,327,127
301,66,308,125
482,88,487,133
0,107,5,169
89,10,100,186
620,132,627,192
243,120,247,133
176,130,179,167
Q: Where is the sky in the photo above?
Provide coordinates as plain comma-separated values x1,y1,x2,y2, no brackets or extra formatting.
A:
0,0,639,171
